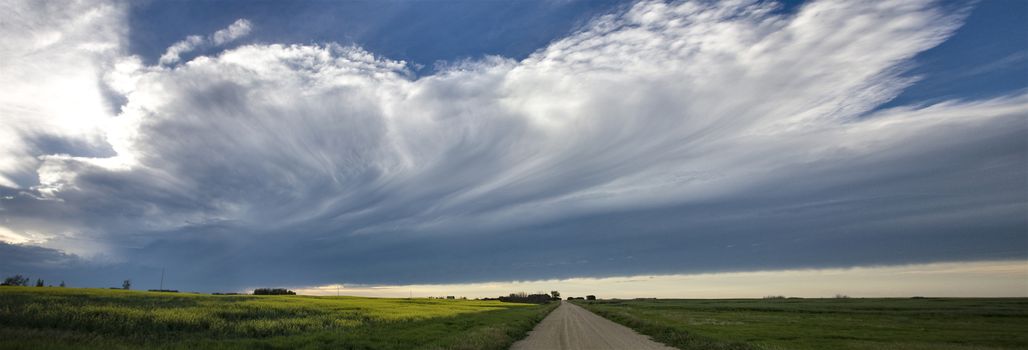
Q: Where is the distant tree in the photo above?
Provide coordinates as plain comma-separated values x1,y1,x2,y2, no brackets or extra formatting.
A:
586,295,596,300
1,275,30,286
59,281,66,287
550,291,560,300
122,279,131,290
35,279,44,287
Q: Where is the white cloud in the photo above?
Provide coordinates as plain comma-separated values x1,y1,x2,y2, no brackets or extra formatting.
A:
0,0,126,188
211,19,252,46
158,35,203,66
158,18,252,66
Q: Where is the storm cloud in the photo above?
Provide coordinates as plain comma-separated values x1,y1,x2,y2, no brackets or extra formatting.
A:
1,0,1025,291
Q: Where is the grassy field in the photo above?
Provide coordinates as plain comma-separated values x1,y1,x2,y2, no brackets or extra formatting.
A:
574,298,1028,350
0,286,556,350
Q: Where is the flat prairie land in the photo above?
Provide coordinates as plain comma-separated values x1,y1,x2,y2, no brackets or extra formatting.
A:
0,287,555,350
574,298,1028,350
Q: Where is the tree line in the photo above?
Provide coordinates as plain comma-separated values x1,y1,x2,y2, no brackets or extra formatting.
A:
252,288,296,295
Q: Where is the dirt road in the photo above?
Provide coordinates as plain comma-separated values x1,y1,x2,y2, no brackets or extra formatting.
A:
510,301,676,350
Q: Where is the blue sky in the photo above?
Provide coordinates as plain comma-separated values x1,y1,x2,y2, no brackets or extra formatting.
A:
884,0,1027,107
0,0,1025,295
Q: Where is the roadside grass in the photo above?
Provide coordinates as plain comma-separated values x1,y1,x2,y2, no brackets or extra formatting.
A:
0,286,557,349
574,298,1028,350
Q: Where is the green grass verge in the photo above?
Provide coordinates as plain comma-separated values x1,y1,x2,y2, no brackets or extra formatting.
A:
0,286,558,350
573,298,1028,350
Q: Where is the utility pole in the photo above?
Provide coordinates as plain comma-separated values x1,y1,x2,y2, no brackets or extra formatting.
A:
336,285,339,297
159,268,165,290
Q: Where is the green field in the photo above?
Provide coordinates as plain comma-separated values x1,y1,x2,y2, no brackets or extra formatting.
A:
0,287,556,350
574,298,1028,350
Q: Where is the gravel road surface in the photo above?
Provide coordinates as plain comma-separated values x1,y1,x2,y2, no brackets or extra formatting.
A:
510,301,676,350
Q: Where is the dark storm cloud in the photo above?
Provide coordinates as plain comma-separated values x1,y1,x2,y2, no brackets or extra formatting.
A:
1,0,1025,292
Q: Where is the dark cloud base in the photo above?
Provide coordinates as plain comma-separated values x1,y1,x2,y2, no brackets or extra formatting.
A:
4,127,1024,291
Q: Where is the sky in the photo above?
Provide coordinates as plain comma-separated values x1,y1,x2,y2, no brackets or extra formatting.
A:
0,0,1025,296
